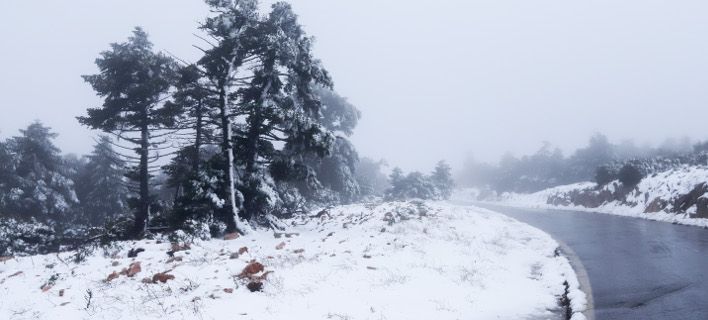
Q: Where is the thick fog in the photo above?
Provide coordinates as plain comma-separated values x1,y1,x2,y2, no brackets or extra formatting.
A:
2,0,708,171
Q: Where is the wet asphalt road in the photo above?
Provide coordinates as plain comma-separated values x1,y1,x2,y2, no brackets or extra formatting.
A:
473,203,708,320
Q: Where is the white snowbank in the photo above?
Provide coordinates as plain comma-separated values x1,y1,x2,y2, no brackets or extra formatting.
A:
460,165,708,228
0,201,585,319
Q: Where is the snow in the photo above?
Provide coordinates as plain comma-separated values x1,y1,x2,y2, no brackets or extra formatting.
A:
457,165,708,228
0,201,585,320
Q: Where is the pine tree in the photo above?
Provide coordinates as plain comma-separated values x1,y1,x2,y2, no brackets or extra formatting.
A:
386,167,406,200
3,122,77,222
75,136,129,226
79,27,178,238
0,139,18,212
355,158,389,198
313,138,360,203
196,0,263,233
162,65,221,226
307,87,361,203
431,160,454,200
237,2,335,219
168,65,215,173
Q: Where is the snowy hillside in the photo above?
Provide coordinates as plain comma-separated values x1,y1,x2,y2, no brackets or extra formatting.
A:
474,165,708,227
0,201,586,320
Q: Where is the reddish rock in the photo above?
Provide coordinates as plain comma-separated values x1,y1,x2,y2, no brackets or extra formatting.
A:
238,247,248,255
152,272,175,283
223,288,234,293
0,256,13,263
240,261,265,277
126,262,141,277
106,271,119,282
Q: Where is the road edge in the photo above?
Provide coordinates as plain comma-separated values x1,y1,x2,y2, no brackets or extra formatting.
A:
556,237,595,320
452,200,596,320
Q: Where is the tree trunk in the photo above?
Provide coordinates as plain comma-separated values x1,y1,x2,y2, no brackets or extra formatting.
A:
244,110,260,176
242,109,261,220
134,120,150,238
193,99,203,173
242,78,271,220
219,86,240,233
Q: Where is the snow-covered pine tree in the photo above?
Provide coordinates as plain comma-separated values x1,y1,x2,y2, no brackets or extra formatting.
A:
197,0,262,233
161,64,223,228
386,167,406,200
162,145,226,232
3,122,78,223
385,166,444,201
74,136,129,226
0,139,18,212
431,160,454,200
312,137,360,203
355,157,390,198
168,65,215,174
79,27,179,238
305,87,362,203
402,171,438,199
236,2,334,220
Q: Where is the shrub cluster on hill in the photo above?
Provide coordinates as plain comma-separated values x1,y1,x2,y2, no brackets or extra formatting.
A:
385,161,454,201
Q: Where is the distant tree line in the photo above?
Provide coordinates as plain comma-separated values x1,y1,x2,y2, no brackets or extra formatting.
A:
459,133,704,193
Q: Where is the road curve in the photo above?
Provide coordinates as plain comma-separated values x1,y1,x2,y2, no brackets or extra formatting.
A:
471,203,708,320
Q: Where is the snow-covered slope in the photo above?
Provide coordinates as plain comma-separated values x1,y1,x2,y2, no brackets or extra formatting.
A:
478,165,708,228
0,201,586,320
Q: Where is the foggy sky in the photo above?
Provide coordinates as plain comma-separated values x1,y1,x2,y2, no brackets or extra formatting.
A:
2,0,708,172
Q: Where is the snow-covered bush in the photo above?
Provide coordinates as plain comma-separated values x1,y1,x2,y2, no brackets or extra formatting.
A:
0,218,55,256
594,164,619,186
618,163,644,187
386,163,454,201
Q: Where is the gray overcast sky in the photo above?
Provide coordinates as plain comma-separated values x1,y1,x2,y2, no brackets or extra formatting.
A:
2,1,708,171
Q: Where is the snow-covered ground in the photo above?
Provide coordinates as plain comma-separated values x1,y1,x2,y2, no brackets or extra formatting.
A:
0,201,586,320
454,165,708,228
